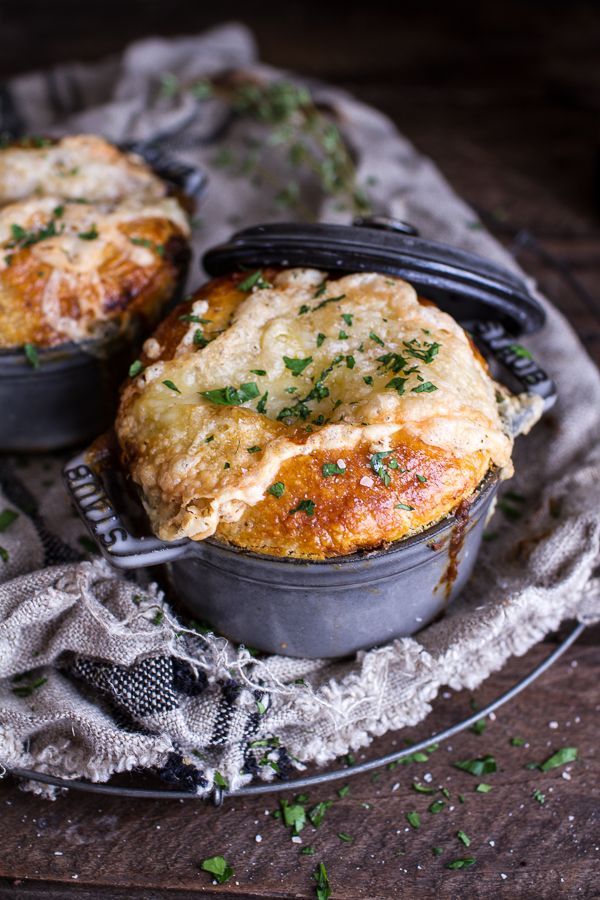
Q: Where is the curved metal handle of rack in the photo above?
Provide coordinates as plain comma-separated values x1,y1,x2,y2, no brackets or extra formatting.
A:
63,452,190,569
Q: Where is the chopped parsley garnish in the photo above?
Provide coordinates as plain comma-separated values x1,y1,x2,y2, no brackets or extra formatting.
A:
447,857,476,870
308,800,332,828
223,462,231,469
53,204,64,218
316,332,326,347
370,451,394,486
403,337,441,363
457,831,471,847
200,382,260,406
23,342,39,369
341,313,353,326
428,800,445,814
471,719,487,735
363,375,373,385
257,391,268,414
369,331,385,346
213,771,228,789
412,381,438,393
247,445,262,453
200,855,233,885
454,755,497,776
283,355,313,376
193,329,208,348
162,380,181,393
238,269,272,291
12,675,47,698
510,737,526,747
285,385,298,393
475,783,492,793
268,482,285,498
8,216,63,250
205,435,214,443
251,369,267,376
532,789,546,805
406,811,421,830
345,355,355,369
0,509,19,532
395,502,415,511
314,280,328,297
312,862,331,900
129,359,144,378
337,785,350,798
289,499,316,517
338,330,348,340
416,474,428,483
412,782,436,794
377,352,407,373
78,225,99,240
280,799,306,834
322,462,346,477
313,293,346,311
539,747,578,771
338,832,353,843
386,376,407,395
179,313,210,324
301,846,316,856
129,236,164,255
298,304,310,315
432,847,443,857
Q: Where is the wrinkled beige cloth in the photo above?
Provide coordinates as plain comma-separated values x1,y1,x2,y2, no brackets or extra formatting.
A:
0,24,598,795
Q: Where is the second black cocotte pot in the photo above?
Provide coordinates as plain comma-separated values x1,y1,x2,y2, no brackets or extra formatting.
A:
65,217,556,659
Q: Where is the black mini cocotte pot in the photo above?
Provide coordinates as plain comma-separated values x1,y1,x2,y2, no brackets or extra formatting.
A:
64,217,556,659
0,143,205,452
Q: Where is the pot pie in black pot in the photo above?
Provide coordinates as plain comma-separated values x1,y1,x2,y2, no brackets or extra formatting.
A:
116,267,518,560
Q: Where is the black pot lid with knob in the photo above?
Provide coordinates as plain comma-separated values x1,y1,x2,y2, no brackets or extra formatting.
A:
202,216,545,336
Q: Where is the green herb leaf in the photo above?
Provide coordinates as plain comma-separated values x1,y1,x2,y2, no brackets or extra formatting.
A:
78,225,99,240
301,846,316,855
509,343,533,359
471,719,487,735
316,333,326,347
314,293,346,311
247,445,262,454
532,789,545,805
322,462,346,477
395,502,415,511
338,832,353,843
283,355,313,376
24,343,39,369
370,450,393,486
200,855,233,884
251,369,267,376
308,800,332,828
539,747,578,771
412,381,438,393
313,861,331,900
363,375,374,385
428,800,445,814
341,313,353,326
289,499,316,517
432,846,443,857
457,830,471,847
238,270,272,291
200,382,260,406
475,783,492,793
386,376,407,395
406,811,421,830
369,331,385,346
447,857,476,870
280,799,306,833
345,355,355,369
257,391,268,414
454,756,497,776
129,359,144,378
510,737,526,747
0,509,19,532
412,782,437,794
12,675,47,698
337,784,350,798
162,380,181,394
298,304,310,315
268,482,285,498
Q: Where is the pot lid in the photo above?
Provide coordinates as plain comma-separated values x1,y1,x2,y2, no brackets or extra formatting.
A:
203,216,545,335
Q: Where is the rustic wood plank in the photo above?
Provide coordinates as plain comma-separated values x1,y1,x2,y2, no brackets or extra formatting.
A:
1,627,598,898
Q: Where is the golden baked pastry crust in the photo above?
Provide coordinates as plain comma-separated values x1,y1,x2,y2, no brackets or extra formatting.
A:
116,268,513,559
0,135,190,349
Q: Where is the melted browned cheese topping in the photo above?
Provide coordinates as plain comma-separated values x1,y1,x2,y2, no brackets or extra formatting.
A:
0,135,190,348
116,269,514,559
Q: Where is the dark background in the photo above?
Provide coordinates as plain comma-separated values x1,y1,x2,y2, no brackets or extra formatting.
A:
0,0,598,229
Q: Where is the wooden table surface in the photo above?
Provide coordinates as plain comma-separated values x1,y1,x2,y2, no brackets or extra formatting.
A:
0,2,599,897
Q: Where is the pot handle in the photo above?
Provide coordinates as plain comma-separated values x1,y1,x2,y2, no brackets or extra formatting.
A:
472,320,557,433
63,451,190,569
